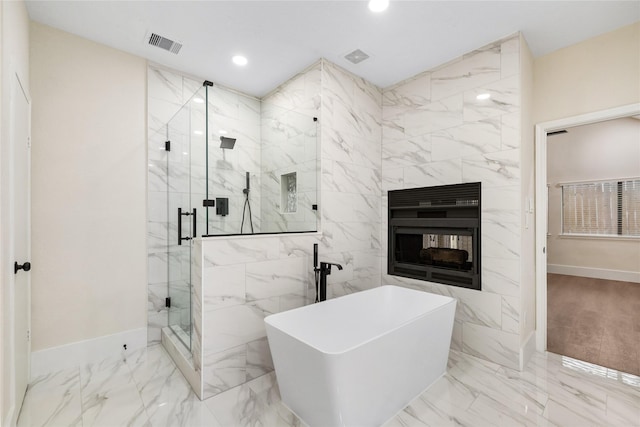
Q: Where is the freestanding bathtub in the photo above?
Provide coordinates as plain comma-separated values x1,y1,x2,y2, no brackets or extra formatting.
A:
264,285,457,427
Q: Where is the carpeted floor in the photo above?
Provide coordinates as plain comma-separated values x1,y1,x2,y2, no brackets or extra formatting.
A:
547,273,640,376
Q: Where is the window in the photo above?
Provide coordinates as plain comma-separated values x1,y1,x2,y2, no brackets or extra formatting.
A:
561,179,640,237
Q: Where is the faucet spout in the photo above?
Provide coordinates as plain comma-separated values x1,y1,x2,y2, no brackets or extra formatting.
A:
317,261,344,302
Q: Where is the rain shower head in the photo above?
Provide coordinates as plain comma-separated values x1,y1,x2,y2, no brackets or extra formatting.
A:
220,136,236,149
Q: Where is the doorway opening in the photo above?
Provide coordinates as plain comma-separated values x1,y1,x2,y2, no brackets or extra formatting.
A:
535,103,640,375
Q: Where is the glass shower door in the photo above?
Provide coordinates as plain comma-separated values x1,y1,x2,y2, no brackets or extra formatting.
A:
166,88,207,350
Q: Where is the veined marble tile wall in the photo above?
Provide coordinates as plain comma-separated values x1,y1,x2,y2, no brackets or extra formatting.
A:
320,60,383,298
260,62,321,233
195,59,383,399
381,35,525,369
207,86,262,235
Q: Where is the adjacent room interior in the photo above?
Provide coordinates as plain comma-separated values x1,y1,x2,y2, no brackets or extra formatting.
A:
545,117,640,376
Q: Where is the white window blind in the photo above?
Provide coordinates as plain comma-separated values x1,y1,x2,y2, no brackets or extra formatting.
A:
561,179,640,237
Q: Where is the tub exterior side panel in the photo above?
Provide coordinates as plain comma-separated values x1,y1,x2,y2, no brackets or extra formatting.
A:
337,301,457,426
265,325,343,426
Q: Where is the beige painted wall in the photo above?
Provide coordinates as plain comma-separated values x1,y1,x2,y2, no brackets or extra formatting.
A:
30,22,147,351
547,118,640,273
1,0,30,422
534,21,640,124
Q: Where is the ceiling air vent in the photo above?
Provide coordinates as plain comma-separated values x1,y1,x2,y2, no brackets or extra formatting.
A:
344,49,370,64
148,33,182,54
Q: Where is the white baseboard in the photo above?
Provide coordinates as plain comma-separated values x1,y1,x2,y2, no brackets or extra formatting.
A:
547,264,640,283
30,327,147,380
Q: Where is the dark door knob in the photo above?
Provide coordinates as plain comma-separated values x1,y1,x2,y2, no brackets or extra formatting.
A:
14,261,31,274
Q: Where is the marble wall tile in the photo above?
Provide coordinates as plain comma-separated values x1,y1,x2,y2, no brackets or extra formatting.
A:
322,160,381,196
245,257,307,301
148,252,168,285
192,241,203,373
501,295,520,333
321,127,381,170
451,320,463,352
431,45,501,101
462,323,519,370
261,64,319,233
381,115,406,143
203,304,266,355
148,191,168,223
403,158,463,188
352,249,383,279
382,135,431,170
462,148,520,187
383,72,431,111
463,75,520,122
481,256,520,297
482,220,521,260
322,192,380,223
482,185,520,214
381,167,404,192
277,235,317,258
321,221,380,253
403,94,464,137
501,111,521,150
202,264,246,312
431,119,501,161
201,238,280,267
381,34,524,370
246,338,274,381
450,286,502,329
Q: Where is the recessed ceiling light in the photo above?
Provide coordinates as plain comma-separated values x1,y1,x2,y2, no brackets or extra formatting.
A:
194,130,203,135
219,130,228,135
368,0,389,12
476,93,491,100
193,97,204,104
232,55,248,66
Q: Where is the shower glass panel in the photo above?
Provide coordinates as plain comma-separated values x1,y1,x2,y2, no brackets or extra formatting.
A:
204,102,319,235
166,87,207,350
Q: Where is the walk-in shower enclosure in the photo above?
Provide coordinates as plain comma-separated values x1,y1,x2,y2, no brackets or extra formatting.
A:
154,77,319,358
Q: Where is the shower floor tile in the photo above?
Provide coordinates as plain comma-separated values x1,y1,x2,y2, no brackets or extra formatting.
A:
18,344,640,427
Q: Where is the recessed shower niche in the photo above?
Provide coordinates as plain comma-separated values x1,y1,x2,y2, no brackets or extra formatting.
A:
281,172,297,213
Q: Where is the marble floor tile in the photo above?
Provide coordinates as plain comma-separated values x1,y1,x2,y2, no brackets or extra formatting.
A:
139,367,219,427
17,344,640,427
17,367,83,427
81,380,150,427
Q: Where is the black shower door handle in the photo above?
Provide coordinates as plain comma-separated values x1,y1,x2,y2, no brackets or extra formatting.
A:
178,208,197,245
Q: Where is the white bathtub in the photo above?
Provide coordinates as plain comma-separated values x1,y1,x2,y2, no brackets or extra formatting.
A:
264,285,457,427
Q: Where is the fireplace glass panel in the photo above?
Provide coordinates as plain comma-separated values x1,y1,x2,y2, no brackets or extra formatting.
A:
395,229,474,273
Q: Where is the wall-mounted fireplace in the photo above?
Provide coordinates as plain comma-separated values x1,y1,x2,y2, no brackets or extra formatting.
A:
388,182,481,290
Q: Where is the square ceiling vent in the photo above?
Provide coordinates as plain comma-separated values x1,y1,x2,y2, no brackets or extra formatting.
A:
148,32,182,54
345,49,370,64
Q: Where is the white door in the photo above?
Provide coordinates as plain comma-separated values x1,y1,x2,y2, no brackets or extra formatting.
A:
10,72,31,420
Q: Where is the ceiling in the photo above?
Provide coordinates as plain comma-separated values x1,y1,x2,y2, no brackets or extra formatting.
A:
26,1,639,98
